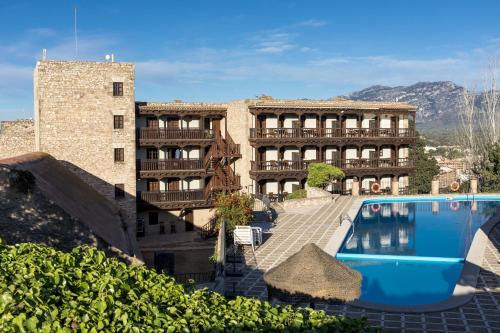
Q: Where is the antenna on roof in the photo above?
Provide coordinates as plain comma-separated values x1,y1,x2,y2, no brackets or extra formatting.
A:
74,6,78,58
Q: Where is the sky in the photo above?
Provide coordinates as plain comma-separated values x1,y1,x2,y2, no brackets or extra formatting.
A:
1,0,500,120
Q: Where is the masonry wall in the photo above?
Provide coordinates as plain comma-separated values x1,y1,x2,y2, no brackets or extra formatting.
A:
0,120,35,159
33,60,137,230
226,100,254,194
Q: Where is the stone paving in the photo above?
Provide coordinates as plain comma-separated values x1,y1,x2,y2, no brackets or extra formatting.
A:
228,197,500,333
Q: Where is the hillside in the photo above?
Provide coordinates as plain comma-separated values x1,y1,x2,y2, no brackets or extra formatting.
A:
346,81,467,144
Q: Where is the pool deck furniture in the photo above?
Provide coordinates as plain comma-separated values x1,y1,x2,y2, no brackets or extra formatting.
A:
234,226,261,252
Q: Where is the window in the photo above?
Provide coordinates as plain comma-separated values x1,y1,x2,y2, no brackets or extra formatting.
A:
114,148,124,162
136,219,145,238
114,184,125,199
114,115,124,129
148,212,159,225
113,82,123,96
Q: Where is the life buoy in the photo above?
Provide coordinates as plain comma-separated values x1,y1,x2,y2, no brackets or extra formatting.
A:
450,201,460,211
450,181,460,192
371,182,381,194
370,203,381,213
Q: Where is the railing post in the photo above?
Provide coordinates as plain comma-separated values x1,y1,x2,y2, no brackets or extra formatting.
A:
431,176,440,195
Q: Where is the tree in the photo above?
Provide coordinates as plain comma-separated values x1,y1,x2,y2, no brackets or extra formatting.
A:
307,163,345,189
212,192,254,233
458,58,500,169
478,141,500,192
409,134,440,193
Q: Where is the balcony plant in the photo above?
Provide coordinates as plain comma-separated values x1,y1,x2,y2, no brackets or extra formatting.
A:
307,163,345,189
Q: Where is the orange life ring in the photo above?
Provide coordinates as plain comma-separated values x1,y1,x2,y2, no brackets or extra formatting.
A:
450,181,460,192
370,203,381,213
371,182,381,194
450,201,460,211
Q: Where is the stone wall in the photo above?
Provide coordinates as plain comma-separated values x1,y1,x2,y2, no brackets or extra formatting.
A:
0,120,35,159
34,60,137,230
226,100,254,194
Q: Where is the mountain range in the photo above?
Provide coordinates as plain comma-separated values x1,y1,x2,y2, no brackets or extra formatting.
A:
346,81,467,144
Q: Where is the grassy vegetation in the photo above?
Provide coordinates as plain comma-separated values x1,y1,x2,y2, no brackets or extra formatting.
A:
287,189,307,200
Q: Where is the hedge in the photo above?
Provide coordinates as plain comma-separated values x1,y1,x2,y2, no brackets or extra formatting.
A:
0,240,375,332
287,189,307,200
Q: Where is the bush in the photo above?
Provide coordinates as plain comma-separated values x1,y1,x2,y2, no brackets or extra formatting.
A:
213,192,254,233
287,189,307,200
307,163,345,189
0,240,374,332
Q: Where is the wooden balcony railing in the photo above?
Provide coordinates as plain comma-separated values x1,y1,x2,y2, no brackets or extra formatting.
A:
249,127,415,139
251,158,413,172
139,128,214,140
251,160,318,171
139,159,204,172
140,190,205,204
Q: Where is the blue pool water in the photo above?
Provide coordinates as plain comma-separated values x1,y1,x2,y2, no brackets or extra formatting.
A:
336,197,500,306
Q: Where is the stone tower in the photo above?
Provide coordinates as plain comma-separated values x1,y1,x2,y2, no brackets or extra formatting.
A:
34,60,137,235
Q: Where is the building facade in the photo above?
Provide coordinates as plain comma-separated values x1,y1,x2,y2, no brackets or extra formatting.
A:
227,97,417,200
31,59,417,269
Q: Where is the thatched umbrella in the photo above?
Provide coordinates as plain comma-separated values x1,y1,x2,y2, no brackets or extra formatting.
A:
263,243,361,308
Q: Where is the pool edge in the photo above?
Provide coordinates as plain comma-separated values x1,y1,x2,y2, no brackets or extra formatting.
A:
325,195,500,313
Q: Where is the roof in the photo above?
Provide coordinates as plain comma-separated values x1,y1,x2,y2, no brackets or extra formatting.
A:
248,96,416,111
137,102,228,112
263,243,361,301
0,153,140,258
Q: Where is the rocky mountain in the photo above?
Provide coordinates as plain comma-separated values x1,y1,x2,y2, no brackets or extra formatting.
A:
346,81,467,143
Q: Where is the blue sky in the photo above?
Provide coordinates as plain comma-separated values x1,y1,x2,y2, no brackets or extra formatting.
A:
1,0,500,120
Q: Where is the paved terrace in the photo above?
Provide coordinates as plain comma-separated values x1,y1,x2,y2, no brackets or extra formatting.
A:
228,197,500,333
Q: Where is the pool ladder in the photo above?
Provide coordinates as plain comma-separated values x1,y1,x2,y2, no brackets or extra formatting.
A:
340,213,353,226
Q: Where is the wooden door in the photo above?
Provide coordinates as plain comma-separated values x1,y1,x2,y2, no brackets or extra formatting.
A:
212,119,221,136
369,119,376,129
147,148,158,160
168,179,180,191
147,117,159,128
147,180,159,192
292,152,300,161
184,209,194,232
167,117,179,129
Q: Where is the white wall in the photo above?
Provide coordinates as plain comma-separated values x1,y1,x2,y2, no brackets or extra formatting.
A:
266,115,278,128
362,147,376,159
361,114,375,128
399,147,409,158
399,176,409,188
182,117,200,129
399,115,408,129
380,115,391,128
304,115,316,128
325,146,338,160
362,177,376,189
304,147,316,160
380,176,391,189
183,177,201,190
266,181,279,194
283,115,299,128
345,148,358,159
345,178,354,190
183,146,200,159
345,117,357,128
325,115,338,128
160,179,167,191
265,147,278,160
284,180,300,193
283,147,300,160
381,147,392,158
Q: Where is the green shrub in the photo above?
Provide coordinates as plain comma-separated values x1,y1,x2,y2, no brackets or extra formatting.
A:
0,240,374,332
307,163,345,189
213,192,254,233
287,189,307,200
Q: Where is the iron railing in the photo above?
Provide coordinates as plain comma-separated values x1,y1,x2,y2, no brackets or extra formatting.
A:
249,127,415,139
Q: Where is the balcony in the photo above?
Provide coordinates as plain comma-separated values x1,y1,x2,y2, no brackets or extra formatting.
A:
249,128,415,145
138,159,212,178
138,128,215,146
250,158,414,180
138,190,211,209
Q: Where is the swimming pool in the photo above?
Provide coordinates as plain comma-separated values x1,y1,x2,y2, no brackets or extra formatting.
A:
336,196,500,307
